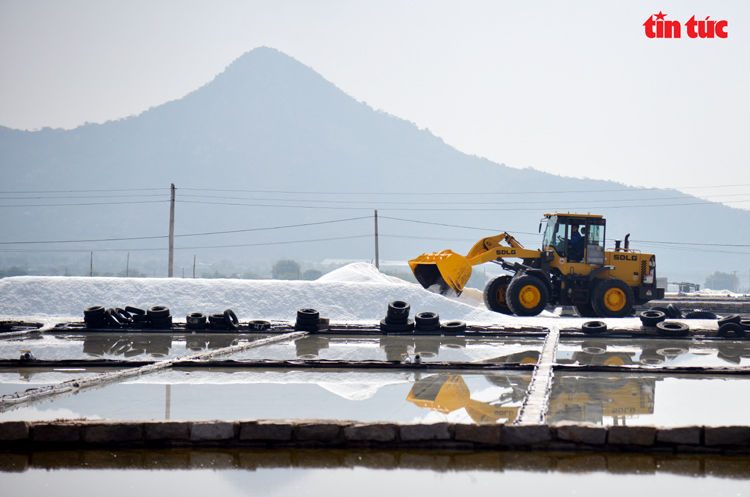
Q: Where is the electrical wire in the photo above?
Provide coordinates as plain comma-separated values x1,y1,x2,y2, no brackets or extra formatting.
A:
177,183,750,195
0,193,168,200
176,192,750,206
176,198,750,211
0,234,371,253
0,200,169,208
0,188,167,194
0,216,371,245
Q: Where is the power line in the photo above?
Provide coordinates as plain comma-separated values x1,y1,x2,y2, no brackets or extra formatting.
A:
0,234,371,253
0,216,371,245
0,188,168,194
177,198,750,211
2,182,748,196
0,193,168,200
178,192,750,206
380,215,539,234
0,200,170,208
178,183,750,195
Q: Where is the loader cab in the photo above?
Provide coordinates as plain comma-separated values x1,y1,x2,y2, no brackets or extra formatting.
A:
542,214,606,265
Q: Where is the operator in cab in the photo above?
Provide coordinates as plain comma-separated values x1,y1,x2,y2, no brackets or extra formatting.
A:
568,224,584,262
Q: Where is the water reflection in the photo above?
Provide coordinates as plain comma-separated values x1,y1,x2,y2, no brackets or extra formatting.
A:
0,448,748,478
548,374,655,424
406,373,526,424
83,335,173,358
558,338,750,367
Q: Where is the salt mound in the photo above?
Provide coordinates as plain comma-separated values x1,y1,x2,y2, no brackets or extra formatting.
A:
0,263,511,325
318,262,409,285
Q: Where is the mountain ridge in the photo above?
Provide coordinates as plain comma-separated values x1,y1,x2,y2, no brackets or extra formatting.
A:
0,47,746,285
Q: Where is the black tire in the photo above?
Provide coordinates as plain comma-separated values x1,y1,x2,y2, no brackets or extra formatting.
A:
125,306,146,315
591,279,634,318
582,321,607,334
440,321,467,333
296,318,322,327
114,308,133,324
383,315,409,325
84,306,106,317
84,318,107,329
718,314,742,326
717,322,746,339
150,315,173,329
639,310,666,327
483,275,514,315
685,310,718,320
741,319,750,330
415,312,440,327
186,312,207,325
297,308,319,321
506,275,549,317
104,308,123,327
208,313,226,324
655,321,690,337
379,318,415,333
148,306,170,319
575,303,598,318
666,304,683,319
414,323,441,333
248,320,271,331
223,309,239,330
295,323,320,332
132,313,149,323
387,301,411,318
210,321,228,330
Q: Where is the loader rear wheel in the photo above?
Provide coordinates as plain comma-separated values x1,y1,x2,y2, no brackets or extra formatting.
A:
506,275,548,317
575,303,598,318
483,275,513,315
592,279,634,318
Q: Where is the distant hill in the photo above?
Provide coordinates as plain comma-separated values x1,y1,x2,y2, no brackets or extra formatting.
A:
1,47,747,285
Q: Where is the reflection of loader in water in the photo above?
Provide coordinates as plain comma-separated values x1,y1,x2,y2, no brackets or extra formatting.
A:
406,373,656,425
407,374,521,424
406,345,657,425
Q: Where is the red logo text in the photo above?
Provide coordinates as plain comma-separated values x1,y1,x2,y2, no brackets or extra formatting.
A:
644,12,728,39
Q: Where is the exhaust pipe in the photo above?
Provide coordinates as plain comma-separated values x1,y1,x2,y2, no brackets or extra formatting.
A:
624,234,630,250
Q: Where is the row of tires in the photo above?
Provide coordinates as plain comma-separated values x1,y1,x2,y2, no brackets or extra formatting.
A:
84,305,175,329
579,308,750,338
640,306,749,338
378,300,466,334
83,305,271,331
579,319,694,337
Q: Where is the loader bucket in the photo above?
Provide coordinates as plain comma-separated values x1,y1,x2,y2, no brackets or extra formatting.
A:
408,250,473,295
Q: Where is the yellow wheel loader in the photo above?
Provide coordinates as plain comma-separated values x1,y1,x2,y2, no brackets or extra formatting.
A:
408,213,664,318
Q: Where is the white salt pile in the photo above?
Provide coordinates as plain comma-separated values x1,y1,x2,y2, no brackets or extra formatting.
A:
0,262,511,325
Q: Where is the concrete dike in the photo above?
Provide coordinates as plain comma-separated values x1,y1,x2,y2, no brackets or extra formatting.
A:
1,420,749,456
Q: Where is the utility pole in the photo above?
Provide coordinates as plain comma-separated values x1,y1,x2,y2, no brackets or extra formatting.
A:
193,255,196,279
168,183,175,277
126,252,130,277
90,251,93,277
733,270,738,293
374,210,380,270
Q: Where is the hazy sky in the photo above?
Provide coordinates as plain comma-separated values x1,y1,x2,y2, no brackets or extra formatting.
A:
1,0,748,204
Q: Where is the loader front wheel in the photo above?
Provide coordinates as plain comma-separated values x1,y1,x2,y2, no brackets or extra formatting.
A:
592,279,634,318
483,275,513,315
507,275,549,316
